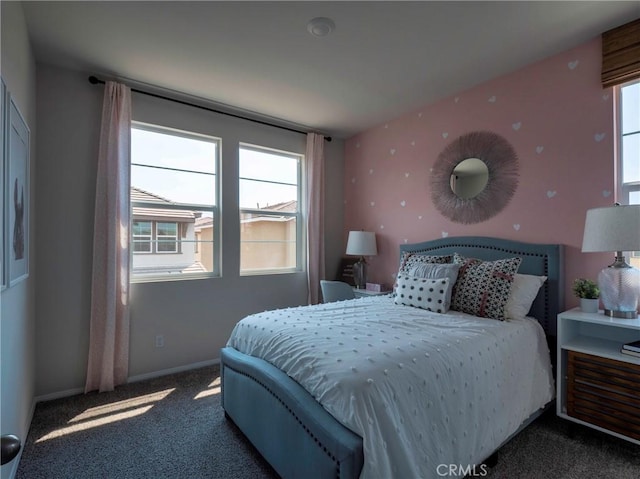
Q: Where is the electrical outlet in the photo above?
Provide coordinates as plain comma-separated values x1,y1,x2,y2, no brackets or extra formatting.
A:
155,335,164,348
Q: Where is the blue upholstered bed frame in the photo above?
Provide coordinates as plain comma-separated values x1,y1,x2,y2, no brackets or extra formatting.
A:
221,236,565,479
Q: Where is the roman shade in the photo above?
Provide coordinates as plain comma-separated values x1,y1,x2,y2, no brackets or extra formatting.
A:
601,18,640,88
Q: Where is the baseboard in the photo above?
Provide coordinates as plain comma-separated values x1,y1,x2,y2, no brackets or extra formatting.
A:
127,358,220,383
33,359,221,403
34,386,84,403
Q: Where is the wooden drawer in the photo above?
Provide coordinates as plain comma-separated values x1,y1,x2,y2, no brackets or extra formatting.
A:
567,351,640,441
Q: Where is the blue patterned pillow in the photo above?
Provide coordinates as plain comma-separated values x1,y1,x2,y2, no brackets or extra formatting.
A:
451,253,521,320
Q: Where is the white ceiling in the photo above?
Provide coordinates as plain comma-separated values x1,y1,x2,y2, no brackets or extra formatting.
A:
22,1,640,139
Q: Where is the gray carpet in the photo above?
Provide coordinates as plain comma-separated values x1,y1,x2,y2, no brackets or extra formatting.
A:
16,365,640,479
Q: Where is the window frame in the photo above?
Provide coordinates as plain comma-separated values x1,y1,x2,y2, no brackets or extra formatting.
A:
239,142,304,276
615,79,640,268
130,121,221,283
616,79,640,206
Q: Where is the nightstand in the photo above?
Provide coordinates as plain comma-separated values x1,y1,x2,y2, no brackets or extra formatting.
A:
352,287,390,298
556,308,640,444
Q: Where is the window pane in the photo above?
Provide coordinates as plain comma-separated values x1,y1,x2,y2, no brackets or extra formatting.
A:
630,191,640,205
157,222,177,236
622,133,640,184
131,123,219,280
133,221,152,236
239,144,301,274
132,128,216,174
239,148,298,184
240,217,297,271
239,179,297,209
621,82,640,135
132,165,215,206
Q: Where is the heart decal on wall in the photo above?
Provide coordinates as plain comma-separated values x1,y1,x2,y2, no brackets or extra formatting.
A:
442,132,449,139
454,97,460,103
400,200,406,207
568,60,579,70
536,146,544,154
379,224,385,230
512,122,522,131
547,190,557,198
441,231,449,238
370,201,375,207
369,169,374,175
410,141,415,146
418,215,423,220
594,133,605,142
390,148,396,155
602,190,612,198
405,172,410,178
488,96,497,103
513,224,521,231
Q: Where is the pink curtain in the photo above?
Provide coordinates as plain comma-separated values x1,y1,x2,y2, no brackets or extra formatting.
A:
85,82,132,393
306,133,325,304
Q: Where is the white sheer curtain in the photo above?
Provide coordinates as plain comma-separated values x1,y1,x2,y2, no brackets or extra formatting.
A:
85,81,132,393
306,133,325,304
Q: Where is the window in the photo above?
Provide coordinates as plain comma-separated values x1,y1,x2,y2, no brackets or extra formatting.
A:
619,80,640,206
132,221,152,253
130,123,220,281
239,144,303,274
617,80,640,267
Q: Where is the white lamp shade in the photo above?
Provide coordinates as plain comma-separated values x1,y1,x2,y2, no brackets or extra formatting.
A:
346,231,377,256
582,204,640,253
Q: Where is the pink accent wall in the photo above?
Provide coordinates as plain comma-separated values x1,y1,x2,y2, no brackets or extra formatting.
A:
344,38,615,309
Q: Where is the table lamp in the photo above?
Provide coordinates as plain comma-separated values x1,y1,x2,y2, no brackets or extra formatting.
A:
346,231,377,289
581,204,640,318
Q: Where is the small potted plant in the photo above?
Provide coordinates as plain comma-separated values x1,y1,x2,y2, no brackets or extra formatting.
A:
572,278,600,313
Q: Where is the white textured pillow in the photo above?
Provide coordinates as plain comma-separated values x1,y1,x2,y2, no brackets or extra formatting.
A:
394,275,451,313
505,274,547,320
407,263,460,311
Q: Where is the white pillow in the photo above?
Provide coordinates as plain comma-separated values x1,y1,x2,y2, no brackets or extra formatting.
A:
407,263,460,311
394,275,451,313
504,273,547,320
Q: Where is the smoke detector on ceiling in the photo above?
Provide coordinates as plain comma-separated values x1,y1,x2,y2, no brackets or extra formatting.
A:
307,17,335,37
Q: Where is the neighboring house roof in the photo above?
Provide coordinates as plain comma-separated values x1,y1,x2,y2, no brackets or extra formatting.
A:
240,200,297,224
131,186,196,222
195,215,214,231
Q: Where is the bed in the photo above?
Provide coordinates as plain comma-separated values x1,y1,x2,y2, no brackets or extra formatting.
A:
221,236,564,479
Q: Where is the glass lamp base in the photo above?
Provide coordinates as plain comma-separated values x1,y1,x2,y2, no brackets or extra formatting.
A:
598,262,640,319
352,260,367,289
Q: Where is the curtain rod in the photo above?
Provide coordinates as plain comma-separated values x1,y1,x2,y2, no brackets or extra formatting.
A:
88,76,331,142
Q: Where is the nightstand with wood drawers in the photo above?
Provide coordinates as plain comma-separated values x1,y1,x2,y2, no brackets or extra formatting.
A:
556,308,640,444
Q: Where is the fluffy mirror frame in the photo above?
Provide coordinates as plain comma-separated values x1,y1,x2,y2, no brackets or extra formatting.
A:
430,131,519,224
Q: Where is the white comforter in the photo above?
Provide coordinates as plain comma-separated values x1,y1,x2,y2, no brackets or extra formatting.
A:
226,295,554,479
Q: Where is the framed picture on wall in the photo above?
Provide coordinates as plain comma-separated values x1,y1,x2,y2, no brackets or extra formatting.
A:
1,78,6,291
7,95,30,286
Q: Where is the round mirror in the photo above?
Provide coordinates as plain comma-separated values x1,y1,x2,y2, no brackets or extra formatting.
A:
450,158,489,199
430,131,519,224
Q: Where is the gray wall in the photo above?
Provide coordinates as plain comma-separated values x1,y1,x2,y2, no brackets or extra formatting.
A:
34,64,345,395
0,2,37,479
